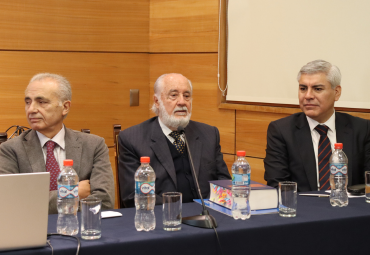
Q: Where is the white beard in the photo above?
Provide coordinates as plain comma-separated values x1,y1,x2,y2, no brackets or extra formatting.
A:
158,100,191,130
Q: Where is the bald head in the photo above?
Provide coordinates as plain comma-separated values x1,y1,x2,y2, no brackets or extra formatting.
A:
153,73,192,97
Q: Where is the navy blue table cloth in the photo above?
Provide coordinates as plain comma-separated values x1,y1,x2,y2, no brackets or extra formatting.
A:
3,194,370,255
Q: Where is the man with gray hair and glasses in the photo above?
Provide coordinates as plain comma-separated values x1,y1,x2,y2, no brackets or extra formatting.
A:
264,59,370,192
0,73,114,213
118,73,231,208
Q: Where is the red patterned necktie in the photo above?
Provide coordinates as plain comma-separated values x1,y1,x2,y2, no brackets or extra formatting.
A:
45,141,60,191
315,125,332,190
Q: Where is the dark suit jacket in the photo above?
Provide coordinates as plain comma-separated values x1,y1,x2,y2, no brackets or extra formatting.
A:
264,112,370,191
0,128,115,214
118,117,231,208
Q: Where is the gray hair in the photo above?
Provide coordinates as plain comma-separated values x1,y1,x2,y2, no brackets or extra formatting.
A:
151,73,193,115
297,60,341,89
28,73,72,103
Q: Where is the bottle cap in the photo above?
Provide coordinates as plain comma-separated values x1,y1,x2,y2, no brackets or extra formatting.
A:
63,159,74,166
334,143,343,149
236,151,246,157
140,156,150,163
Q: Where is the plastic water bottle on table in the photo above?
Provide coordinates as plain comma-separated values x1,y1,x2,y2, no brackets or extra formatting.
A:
57,159,79,235
329,143,348,207
135,156,156,231
231,150,251,220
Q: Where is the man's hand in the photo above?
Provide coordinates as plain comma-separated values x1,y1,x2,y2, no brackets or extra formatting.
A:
78,180,91,199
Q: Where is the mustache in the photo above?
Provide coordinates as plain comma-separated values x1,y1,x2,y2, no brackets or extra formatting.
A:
173,106,188,114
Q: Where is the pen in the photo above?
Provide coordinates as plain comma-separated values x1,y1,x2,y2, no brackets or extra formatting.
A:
299,194,330,198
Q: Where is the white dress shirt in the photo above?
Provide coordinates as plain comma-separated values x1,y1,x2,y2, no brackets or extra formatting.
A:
36,126,66,169
306,112,336,190
158,117,185,144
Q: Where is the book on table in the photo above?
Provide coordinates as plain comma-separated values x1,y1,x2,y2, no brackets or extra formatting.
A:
209,180,278,210
193,199,278,217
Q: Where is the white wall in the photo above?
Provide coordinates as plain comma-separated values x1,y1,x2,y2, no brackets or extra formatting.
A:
226,0,370,109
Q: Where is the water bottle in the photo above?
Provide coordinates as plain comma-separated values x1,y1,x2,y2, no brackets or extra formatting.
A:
231,150,251,220
57,159,79,235
329,143,348,207
135,156,156,231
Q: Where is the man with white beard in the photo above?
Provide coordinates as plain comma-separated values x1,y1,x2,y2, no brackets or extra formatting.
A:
118,73,231,208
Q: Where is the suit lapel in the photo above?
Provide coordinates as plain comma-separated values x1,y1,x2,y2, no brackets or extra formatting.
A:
23,130,46,173
150,118,177,188
65,128,82,174
185,122,202,178
335,113,353,185
296,114,317,190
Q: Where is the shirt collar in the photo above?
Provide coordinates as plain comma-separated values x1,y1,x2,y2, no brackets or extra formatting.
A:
306,111,336,132
158,117,174,137
36,125,66,149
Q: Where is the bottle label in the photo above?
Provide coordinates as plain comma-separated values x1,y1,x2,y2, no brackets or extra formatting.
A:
330,163,348,175
58,184,79,198
232,173,250,185
135,181,155,195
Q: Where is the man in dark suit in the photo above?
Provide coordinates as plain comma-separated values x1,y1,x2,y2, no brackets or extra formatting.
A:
0,73,114,213
118,73,231,208
264,60,370,191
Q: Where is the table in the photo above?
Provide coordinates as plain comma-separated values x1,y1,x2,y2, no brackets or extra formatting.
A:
3,194,370,255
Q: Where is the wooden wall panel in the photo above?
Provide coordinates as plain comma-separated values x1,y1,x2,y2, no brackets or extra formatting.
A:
0,51,150,146
236,111,291,159
223,154,235,176
150,0,218,52
248,157,266,185
0,0,149,52
343,111,370,120
149,53,235,154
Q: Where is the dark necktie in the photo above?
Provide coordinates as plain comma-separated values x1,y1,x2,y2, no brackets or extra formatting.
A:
169,131,185,154
45,141,60,191
314,125,332,190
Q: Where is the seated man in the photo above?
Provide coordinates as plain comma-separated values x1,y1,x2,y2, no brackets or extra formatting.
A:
264,60,370,191
0,73,115,213
118,73,231,207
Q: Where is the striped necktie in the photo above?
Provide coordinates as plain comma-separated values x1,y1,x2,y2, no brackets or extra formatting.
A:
315,125,332,190
45,141,60,191
169,131,185,154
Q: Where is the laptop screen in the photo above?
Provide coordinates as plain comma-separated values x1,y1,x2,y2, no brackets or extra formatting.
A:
0,172,49,251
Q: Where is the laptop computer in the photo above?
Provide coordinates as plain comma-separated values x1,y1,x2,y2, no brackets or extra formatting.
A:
0,172,50,251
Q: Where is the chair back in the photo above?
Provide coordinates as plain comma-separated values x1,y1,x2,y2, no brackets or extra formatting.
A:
0,132,7,145
81,129,90,134
113,124,121,208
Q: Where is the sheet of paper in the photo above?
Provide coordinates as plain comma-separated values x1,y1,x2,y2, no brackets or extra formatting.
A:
324,190,365,198
101,211,123,218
